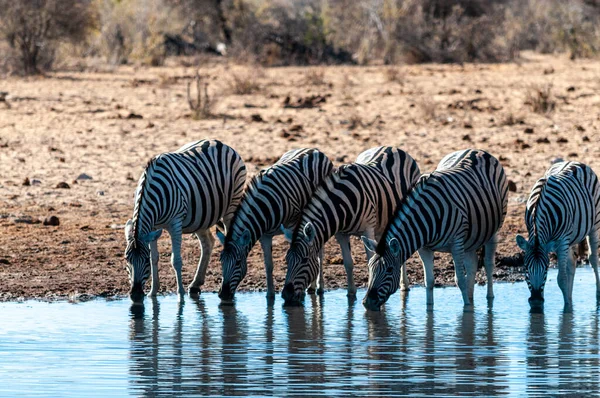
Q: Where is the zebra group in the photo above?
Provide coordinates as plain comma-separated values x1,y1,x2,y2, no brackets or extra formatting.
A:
125,139,600,310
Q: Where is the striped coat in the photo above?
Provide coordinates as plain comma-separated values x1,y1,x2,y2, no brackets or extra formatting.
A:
363,149,508,310
282,146,420,303
218,148,333,299
516,161,600,307
125,139,246,302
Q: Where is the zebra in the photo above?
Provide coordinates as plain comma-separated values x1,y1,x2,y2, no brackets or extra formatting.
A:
362,149,508,311
282,146,421,304
217,148,334,300
515,161,600,308
124,139,246,303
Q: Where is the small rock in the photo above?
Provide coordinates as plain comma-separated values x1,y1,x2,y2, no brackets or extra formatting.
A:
507,180,517,192
524,127,534,134
543,67,554,75
0,259,10,265
58,157,65,163
279,130,291,138
96,190,105,196
76,173,92,181
536,137,550,144
463,122,473,129
56,182,70,189
250,114,264,122
126,172,135,181
557,137,568,143
13,216,41,224
567,86,576,92
146,121,155,128
43,216,60,226
521,143,531,150
289,124,304,132
126,112,143,119
575,125,585,132
462,134,471,141
22,177,30,186
475,89,482,94
568,152,578,158
31,179,42,186
583,136,590,142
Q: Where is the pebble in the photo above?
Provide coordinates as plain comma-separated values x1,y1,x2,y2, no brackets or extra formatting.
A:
76,173,92,181
43,216,60,226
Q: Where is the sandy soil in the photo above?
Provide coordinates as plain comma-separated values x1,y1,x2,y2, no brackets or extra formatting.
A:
1,52,598,301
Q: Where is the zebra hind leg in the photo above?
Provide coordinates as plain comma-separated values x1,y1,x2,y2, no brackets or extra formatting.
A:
588,231,600,298
336,234,357,296
484,234,498,300
451,242,471,307
189,229,215,296
169,221,186,301
418,248,435,307
259,236,276,298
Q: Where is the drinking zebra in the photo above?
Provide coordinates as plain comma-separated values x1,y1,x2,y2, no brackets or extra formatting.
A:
124,140,246,303
217,148,333,300
282,146,421,304
362,149,508,310
516,161,600,308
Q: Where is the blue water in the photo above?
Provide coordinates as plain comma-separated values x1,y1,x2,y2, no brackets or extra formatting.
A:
0,268,599,397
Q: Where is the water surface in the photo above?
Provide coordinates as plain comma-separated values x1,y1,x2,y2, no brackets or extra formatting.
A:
1,268,599,397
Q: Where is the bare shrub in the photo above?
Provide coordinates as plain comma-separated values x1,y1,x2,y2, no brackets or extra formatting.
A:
525,85,556,114
95,0,184,66
303,68,327,86
228,72,261,95
384,67,404,83
187,72,217,119
419,99,438,121
0,0,95,74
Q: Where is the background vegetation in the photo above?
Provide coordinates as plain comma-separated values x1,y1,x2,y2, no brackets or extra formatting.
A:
1,0,600,74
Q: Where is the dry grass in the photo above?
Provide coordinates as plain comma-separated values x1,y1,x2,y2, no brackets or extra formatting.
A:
187,72,217,119
384,67,404,84
525,84,556,114
228,72,261,95
303,68,327,86
418,99,438,121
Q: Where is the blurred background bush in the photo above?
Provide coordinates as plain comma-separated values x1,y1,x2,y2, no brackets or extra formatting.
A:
1,0,599,74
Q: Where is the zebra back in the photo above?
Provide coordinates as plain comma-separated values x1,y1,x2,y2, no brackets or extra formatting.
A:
226,148,333,247
131,139,246,242
294,147,421,246
525,161,600,247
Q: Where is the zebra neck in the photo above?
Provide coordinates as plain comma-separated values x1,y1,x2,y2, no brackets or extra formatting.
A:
387,205,433,265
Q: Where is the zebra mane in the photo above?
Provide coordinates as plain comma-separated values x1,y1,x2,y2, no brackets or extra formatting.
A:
131,157,156,246
375,173,430,255
527,176,549,244
225,171,263,242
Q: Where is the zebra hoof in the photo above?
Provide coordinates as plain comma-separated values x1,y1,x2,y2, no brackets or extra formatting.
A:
316,288,324,296
307,287,316,295
188,287,201,297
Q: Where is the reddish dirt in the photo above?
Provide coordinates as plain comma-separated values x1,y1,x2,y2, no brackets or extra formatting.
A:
3,52,598,301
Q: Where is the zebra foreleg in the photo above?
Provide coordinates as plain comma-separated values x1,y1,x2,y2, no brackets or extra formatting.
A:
451,241,471,307
556,242,571,309
317,248,325,295
418,248,435,307
336,234,357,296
189,229,215,296
464,250,479,303
260,236,276,298
484,235,497,300
588,231,600,298
169,221,186,300
148,239,160,298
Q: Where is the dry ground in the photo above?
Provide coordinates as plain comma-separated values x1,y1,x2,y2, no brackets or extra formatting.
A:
1,52,598,301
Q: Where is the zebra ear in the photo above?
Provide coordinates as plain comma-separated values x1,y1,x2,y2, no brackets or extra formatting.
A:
361,236,377,254
516,234,529,251
304,222,315,244
388,238,401,258
239,229,251,246
125,219,134,240
216,230,226,245
141,229,162,243
280,225,294,242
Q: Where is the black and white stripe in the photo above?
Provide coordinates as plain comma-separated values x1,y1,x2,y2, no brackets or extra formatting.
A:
282,146,420,304
516,161,600,307
217,148,333,300
363,149,508,310
124,140,246,302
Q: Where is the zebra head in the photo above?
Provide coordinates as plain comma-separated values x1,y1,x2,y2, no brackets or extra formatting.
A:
124,219,162,303
217,229,251,301
363,237,402,311
516,234,549,306
282,222,319,304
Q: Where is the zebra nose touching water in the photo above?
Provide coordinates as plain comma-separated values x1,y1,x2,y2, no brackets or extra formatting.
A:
516,161,600,310
281,146,421,305
124,140,246,304
362,149,509,311
216,148,333,301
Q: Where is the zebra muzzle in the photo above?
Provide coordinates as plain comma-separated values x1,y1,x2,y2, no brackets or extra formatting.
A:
218,283,235,301
129,283,145,304
363,289,383,311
